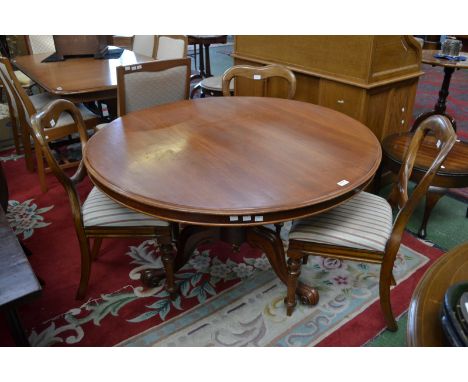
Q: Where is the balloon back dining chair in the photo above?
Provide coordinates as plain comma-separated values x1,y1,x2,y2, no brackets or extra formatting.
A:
222,64,297,99
0,57,100,192
116,58,191,116
154,35,188,60
284,115,457,331
30,99,177,300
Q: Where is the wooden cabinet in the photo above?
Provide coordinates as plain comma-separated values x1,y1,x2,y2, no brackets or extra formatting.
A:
232,36,423,141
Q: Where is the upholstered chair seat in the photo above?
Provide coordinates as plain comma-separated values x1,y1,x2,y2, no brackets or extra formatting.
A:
201,75,233,92
289,191,393,253
95,123,109,131
29,93,98,126
14,70,33,87
82,187,169,228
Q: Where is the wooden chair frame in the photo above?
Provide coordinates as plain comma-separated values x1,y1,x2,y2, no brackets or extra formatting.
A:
222,64,297,99
116,58,191,116
30,99,177,300
0,57,100,193
0,57,34,167
285,115,457,331
153,35,188,60
0,75,22,155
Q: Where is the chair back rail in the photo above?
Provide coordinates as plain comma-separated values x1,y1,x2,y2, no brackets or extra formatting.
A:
387,115,457,252
30,99,88,232
116,58,191,116
154,35,188,60
222,64,297,99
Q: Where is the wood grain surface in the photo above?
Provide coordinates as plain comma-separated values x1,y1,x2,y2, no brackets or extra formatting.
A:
84,97,382,225
422,50,468,69
12,49,154,101
407,242,468,346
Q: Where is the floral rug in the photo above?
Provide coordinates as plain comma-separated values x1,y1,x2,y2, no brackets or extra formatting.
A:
0,147,445,347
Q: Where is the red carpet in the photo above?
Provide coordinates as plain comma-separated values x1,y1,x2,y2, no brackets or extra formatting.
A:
413,63,468,141
0,150,444,346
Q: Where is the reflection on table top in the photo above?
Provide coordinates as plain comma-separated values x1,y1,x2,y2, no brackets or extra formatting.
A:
84,97,382,225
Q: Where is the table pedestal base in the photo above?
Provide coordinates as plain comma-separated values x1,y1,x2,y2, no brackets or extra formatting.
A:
141,225,319,308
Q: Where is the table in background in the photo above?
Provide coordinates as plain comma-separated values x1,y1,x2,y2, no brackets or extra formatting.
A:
407,242,468,346
382,133,468,238
413,50,468,131
188,35,227,79
83,97,381,305
12,49,153,117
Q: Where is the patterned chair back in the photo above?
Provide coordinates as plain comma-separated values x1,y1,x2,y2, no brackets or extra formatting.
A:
132,35,156,57
117,58,191,116
154,35,187,60
27,35,55,54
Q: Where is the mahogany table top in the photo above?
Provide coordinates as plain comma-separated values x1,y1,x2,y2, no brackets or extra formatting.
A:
383,133,468,177
84,97,382,226
407,242,468,346
12,49,153,102
422,50,468,69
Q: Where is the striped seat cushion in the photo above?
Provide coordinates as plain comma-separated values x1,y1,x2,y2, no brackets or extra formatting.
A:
289,192,393,252
82,187,169,228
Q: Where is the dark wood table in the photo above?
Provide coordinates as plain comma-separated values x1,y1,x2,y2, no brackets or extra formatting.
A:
407,242,468,346
188,35,227,79
83,97,382,306
0,206,42,346
413,50,468,131
12,49,153,105
382,132,468,238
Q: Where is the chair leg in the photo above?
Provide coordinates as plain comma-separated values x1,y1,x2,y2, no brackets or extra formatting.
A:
20,122,34,173
35,144,47,193
76,236,92,300
160,240,177,299
379,262,398,331
91,238,103,260
286,256,302,316
10,116,21,155
418,187,445,239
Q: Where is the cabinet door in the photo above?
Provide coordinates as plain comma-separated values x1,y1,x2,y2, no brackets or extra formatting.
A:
318,79,365,121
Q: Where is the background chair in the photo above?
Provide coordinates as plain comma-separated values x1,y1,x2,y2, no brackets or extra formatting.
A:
30,99,177,300
154,35,188,60
0,57,100,191
26,35,55,54
222,64,296,99
284,115,457,331
117,58,191,116
131,35,156,57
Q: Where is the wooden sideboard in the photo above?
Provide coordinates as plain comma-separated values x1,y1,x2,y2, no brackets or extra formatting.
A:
232,36,424,141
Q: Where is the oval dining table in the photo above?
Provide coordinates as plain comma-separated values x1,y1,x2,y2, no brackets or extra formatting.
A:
83,96,382,307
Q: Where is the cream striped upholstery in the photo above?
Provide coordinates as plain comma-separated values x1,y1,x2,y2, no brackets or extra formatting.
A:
289,192,393,252
201,75,233,92
82,187,169,228
14,71,33,87
95,123,109,131
28,93,98,126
